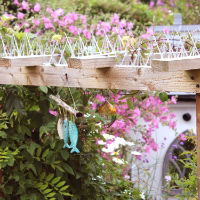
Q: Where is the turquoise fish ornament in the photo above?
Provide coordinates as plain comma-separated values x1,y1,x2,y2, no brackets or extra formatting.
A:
68,121,80,153
63,119,70,148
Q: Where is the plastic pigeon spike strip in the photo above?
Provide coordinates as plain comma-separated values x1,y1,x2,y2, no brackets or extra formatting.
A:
0,30,200,68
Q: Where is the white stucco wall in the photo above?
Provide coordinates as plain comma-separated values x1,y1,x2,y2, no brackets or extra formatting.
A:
131,101,196,199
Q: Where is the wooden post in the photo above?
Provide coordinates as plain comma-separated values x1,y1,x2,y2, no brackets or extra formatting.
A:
196,93,200,199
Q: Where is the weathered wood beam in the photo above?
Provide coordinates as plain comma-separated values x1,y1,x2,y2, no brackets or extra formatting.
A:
0,65,199,92
151,56,200,72
67,56,116,69
0,55,58,67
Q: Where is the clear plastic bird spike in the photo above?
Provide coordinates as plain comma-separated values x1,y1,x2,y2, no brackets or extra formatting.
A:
0,31,200,67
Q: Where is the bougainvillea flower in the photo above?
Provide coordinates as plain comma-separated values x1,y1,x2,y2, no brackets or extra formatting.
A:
33,3,41,12
49,110,58,116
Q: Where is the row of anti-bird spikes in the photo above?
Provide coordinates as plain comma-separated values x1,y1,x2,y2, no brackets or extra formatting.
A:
0,30,200,67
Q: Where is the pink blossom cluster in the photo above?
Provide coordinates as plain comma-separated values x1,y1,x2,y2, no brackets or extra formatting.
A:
7,0,134,39
93,93,177,157
149,0,175,8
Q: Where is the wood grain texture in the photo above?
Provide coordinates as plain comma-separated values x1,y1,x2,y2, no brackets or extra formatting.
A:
67,57,116,68
0,55,58,67
0,65,199,92
196,94,200,200
152,56,200,72
49,95,82,117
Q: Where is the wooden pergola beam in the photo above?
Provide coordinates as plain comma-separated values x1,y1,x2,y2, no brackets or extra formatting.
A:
152,56,200,72
0,65,199,92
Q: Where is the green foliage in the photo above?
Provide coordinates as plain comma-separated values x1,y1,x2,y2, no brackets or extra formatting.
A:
165,144,197,199
174,150,197,199
0,86,142,200
35,172,71,200
0,148,19,169
73,0,172,31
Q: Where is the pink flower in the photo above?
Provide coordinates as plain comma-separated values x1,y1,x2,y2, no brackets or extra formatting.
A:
133,107,141,117
67,12,78,21
32,19,40,26
83,29,91,39
170,96,177,104
124,174,130,180
17,12,25,20
119,20,126,28
112,27,119,34
91,103,97,110
24,28,30,32
63,15,74,24
44,22,54,29
119,28,125,36
13,0,20,5
95,94,105,102
141,28,154,39
80,15,87,24
46,7,53,14
52,8,64,18
49,110,58,116
144,146,151,153
147,28,154,35
111,14,120,24
42,17,51,23
33,3,41,12
3,13,15,20
126,22,134,30
149,1,155,8
111,120,126,130
21,1,29,10
179,133,187,141
68,25,79,35
168,120,176,129
157,0,164,6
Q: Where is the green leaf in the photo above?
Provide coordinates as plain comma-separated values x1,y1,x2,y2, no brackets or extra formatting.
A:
40,184,48,191
60,151,69,161
27,142,39,156
63,164,74,176
40,172,46,180
39,86,48,94
61,192,71,196
36,147,42,157
0,131,7,138
46,192,56,198
43,189,52,194
127,99,134,109
159,92,168,102
46,173,54,182
42,149,50,160
59,185,69,192
51,177,61,185
56,181,66,188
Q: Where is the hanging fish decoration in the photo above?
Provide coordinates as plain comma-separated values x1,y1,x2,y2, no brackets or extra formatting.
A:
63,119,71,149
61,119,80,153
57,118,64,139
68,121,80,153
